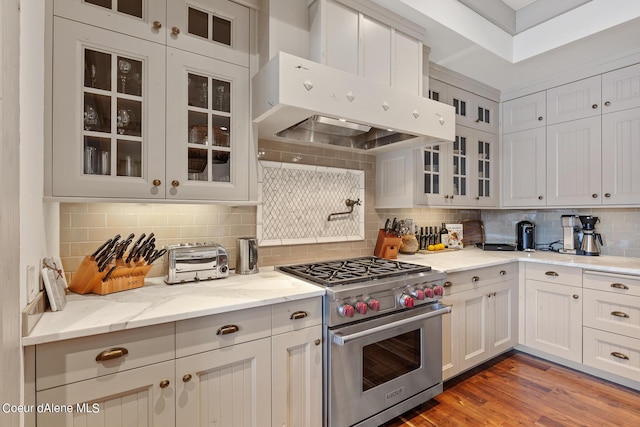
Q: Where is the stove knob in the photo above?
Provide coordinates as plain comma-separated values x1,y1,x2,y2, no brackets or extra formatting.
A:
399,294,415,309
424,287,435,298
433,285,444,296
338,304,355,318
355,301,368,315
411,289,425,300
367,299,381,312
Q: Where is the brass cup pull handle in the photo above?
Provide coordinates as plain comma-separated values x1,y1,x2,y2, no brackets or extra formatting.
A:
290,311,308,320
152,179,161,187
95,347,129,362
172,26,180,35
545,271,559,277
611,351,629,360
159,379,170,389
216,324,239,335
152,21,162,30
183,374,192,383
611,283,629,290
611,311,630,318
471,276,479,283
443,281,452,288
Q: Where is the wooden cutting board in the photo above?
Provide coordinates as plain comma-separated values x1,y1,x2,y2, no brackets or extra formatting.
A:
459,219,485,247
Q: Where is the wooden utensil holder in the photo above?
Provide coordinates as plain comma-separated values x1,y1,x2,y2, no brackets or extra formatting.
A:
68,256,151,295
374,229,402,259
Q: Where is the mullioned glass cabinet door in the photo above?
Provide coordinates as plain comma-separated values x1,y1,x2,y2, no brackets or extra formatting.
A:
52,17,166,198
165,48,249,201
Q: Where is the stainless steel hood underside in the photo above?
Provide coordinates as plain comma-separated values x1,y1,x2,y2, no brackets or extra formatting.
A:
252,52,455,153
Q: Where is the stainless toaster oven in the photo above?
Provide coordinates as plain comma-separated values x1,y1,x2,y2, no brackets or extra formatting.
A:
165,243,229,284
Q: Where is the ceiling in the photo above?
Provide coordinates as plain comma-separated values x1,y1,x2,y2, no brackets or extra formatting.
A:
371,0,640,98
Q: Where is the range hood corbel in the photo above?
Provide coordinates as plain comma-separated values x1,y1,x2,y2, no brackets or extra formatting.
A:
252,52,455,153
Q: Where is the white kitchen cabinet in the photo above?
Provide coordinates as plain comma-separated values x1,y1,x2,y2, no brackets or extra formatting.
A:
502,91,546,133
34,324,176,426
546,116,602,206
601,107,640,205
546,75,602,125
583,271,640,382
444,264,518,377
601,63,640,114
416,126,497,207
525,264,583,363
271,298,323,427
309,0,423,94
176,338,271,426
432,80,498,134
501,127,547,207
55,0,252,66
49,1,254,201
375,146,418,208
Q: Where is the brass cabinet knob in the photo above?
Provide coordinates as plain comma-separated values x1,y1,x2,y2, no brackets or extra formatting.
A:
183,374,193,383
450,195,454,200
538,116,543,121
314,339,321,346
592,104,598,109
604,101,611,106
95,347,129,362
475,196,480,200
499,270,506,276
443,281,452,288
152,179,161,187
159,379,170,389
171,180,180,187
472,276,479,283
152,21,162,30
572,294,579,299
172,27,180,35
592,193,598,198
604,193,611,198
538,195,544,200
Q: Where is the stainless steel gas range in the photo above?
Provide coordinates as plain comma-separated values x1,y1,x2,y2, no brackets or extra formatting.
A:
277,256,451,427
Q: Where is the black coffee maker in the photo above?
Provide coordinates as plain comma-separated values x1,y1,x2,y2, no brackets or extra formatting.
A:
516,221,536,251
578,216,602,256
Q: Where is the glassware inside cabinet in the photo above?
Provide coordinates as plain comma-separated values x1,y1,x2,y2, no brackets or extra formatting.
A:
84,137,111,176
116,140,142,177
117,56,142,96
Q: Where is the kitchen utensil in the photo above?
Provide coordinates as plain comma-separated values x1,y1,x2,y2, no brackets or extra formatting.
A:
236,237,259,275
516,221,535,251
459,219,485,247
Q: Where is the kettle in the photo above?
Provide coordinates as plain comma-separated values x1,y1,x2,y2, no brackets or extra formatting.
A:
516,221,536,251
236,237,259,274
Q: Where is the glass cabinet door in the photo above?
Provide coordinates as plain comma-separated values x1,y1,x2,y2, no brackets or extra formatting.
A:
474,130,497,207
54,0,166,44
166,48,249,201
53,18,166,198
166,0,250,67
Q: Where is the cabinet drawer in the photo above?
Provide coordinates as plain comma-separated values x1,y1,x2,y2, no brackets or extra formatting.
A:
176,305,271,358
584,270,640,297
445,263,517,295
272,297,322,335
35,323,175,391
584,289,640,339
526,263,582,287
583,327,640,382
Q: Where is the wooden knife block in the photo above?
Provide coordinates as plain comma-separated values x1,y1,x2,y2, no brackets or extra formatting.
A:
374,229,402,259
68,256,151,295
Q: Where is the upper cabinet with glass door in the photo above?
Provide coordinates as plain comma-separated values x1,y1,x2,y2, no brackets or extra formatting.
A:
55,0,252,66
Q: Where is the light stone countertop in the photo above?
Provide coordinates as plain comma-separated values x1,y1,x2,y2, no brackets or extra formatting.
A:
23,248,640,346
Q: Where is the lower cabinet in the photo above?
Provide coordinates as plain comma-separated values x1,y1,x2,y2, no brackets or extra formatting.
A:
31,297,323,427
175,338,271,426
443,264,518,379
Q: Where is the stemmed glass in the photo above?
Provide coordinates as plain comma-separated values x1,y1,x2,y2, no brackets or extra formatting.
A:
117,109,135,134
118,58,132,93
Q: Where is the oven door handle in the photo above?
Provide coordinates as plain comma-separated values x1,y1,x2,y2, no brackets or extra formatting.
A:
329,305,451,346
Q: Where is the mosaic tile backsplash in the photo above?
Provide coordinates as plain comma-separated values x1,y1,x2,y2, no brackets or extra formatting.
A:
258,161,365,246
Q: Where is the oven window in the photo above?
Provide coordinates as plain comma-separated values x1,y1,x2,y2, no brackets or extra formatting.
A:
362,329,421,391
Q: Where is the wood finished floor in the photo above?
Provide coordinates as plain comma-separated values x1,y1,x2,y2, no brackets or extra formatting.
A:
381,351,640,427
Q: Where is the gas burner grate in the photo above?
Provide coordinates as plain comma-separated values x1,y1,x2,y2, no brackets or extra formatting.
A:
277,256,432,286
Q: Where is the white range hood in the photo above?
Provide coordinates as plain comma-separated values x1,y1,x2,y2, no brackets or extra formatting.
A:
252,52,455,153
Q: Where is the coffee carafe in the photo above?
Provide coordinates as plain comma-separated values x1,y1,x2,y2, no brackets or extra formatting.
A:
578,216,603,256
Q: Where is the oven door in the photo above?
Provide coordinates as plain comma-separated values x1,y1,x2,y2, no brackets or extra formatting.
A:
327,303,450,427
